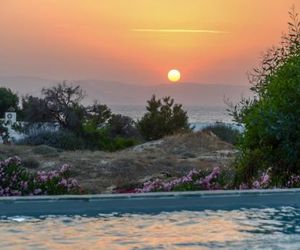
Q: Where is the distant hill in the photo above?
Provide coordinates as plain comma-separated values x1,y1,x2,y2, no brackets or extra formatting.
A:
0,76,55,96
0,76,252,106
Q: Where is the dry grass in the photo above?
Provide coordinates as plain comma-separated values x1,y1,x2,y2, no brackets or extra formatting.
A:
0,131,236,193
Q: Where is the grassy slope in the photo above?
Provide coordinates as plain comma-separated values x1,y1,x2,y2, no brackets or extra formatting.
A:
0,132,236,193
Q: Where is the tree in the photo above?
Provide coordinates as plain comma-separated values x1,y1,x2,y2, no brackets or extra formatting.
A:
85,101,111,127
21,95,54,123
42,81,86,132
108,114,140,139
137,95,190,141
232,8,300,185
0,87,19,117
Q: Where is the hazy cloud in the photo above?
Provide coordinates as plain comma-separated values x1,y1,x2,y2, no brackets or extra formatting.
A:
131,29,228,34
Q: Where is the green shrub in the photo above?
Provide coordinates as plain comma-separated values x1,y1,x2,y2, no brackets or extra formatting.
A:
232,10,300,185
108,114,141,139
0,87,19,117
137,95,191,141
17,130,85,150
82,123,139,151
202,123,241,145
109,137,138,151
236,55,300,184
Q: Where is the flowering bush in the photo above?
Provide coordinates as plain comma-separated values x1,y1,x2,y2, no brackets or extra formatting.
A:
286,175,300,188
0,156,81,196
239,169,300,190
135,167,221,193
239,171,271,190
135,167,300,193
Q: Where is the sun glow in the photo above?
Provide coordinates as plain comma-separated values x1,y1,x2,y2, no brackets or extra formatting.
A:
168,69,181,82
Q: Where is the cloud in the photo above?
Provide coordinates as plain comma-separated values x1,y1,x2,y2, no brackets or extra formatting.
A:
131,29,228,34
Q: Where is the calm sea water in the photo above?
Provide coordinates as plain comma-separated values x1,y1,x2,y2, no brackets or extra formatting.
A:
110,105,232,124
1,207,300,249
110,105,236,131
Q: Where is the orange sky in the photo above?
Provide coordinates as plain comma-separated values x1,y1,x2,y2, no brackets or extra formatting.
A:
0,0,298,85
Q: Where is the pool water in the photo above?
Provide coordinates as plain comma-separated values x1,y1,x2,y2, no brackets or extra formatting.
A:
0,207,300,249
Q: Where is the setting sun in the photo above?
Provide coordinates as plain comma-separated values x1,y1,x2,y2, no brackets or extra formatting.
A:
168,69,181,82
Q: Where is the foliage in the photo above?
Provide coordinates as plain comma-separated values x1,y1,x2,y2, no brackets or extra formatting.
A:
21,95,54,123
42,81,86,133
231,8,300,123
10,81,141,151
232,9,300,185
0,156,81,196
0,87,19,118
137,95,191,141
17,130,85,150
134,166,300,193
82,124,138,151
135,167,221,193
107,114,141,139
85,101,111,127
202,123,241,145
0,120,9,143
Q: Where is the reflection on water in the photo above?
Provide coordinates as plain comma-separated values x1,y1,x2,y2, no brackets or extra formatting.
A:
1,208,300,249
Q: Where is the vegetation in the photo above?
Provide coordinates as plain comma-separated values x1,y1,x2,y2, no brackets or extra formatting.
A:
17,130,85,150
137,95,191,141
135,167,222,192
0,120,9,143
0,156,80,196
202,123,241,145
21,95,54,123
17,81,142,151
81,125,139,151
0,87,19,117
1,77,194,151
17,87,190,150
231,8,300,186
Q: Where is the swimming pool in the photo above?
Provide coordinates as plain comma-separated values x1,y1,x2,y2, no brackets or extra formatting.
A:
1,190,300,249
1,207,300,249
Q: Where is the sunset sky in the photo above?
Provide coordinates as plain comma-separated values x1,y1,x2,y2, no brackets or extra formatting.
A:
0,0,298,86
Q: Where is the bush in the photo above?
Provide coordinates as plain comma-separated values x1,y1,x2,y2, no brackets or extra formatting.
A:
108,114,141,139
137,95,191,141
236,55,300,184
135,167,221,193
0,87,19,117
0,156,81,196
232,9,300,185
0,120,9,143
109,137,139,151
202,123,241,145
82,123,139,151
17,130,85,150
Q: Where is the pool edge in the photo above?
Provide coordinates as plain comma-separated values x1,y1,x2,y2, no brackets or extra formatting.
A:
1,189,300,216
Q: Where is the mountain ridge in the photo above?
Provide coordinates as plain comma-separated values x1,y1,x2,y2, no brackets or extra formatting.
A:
0,76,252,106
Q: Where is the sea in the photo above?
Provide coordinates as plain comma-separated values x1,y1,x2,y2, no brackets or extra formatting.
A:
110,105,241,131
